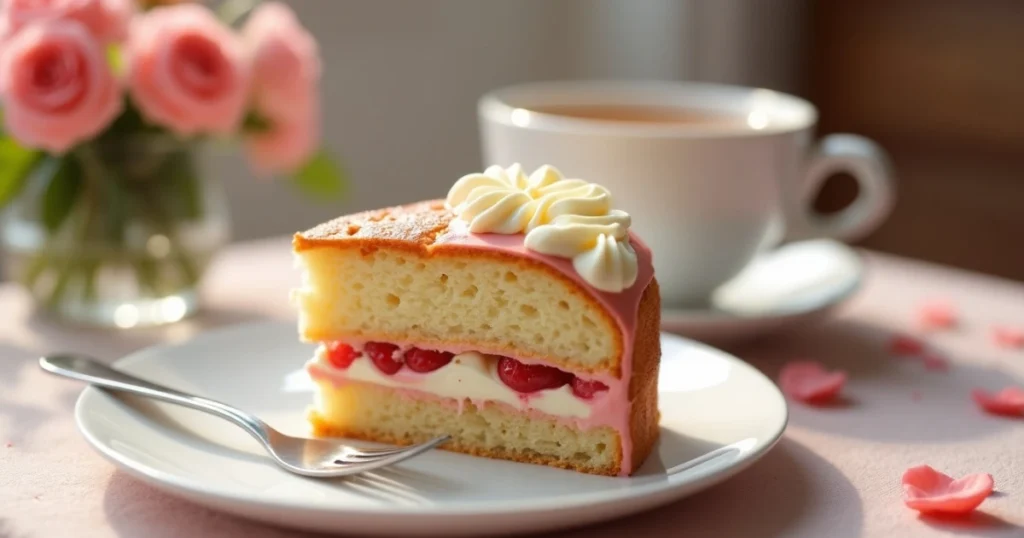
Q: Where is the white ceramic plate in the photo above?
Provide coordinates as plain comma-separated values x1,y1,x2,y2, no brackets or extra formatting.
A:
662,240,864,344
75,322,788,536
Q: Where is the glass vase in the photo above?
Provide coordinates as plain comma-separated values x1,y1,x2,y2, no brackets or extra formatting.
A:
0,136,230,328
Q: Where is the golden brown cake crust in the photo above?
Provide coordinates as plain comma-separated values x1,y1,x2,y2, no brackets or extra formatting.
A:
295,200,453,250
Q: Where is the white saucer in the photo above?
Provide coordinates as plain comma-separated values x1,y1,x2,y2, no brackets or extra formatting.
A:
662,240,864,344
74,322,787,536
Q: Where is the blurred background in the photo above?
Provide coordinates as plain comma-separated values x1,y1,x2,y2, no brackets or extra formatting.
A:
8,0,1024,281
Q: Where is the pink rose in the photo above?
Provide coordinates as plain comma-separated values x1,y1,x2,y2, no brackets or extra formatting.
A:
244,2,320,119
246,100,319,173
1,0,134,43
243,2,320,173
0,19,121,152
126,5,250,135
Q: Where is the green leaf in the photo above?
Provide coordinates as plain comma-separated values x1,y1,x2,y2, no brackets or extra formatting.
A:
217,0,259,26
0,137,42,208
241,111,273,134
293,151,349,200
106,44,123,74
41,156,84,234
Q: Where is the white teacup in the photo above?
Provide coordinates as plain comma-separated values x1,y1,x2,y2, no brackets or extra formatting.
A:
478,80,895,307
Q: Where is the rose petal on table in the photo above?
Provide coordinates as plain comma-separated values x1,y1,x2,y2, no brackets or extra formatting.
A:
991,326,1024,349
778,361,847,404
972,387,1024,417
917,301,958,330
921,353,950,372
890,334,926,357
902,465,994,515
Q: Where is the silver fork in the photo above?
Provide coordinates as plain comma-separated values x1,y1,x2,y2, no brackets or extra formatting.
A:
40,354,450,478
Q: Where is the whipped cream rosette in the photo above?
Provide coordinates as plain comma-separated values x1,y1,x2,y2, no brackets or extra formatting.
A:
446,164,639,292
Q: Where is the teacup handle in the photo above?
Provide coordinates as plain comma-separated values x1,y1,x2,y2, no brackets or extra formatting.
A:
787,134,896,242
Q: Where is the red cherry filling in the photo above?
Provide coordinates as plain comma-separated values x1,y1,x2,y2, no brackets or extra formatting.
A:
328,342,602,400
404,348,454,373
570,377,609,399
497,357,572,393
325,342,359,369
364,342,403,375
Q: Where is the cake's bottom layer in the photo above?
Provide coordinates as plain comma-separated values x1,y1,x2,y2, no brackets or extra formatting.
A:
310,380,623,476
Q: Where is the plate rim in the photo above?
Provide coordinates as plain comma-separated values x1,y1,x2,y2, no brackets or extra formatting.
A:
74,321,788,518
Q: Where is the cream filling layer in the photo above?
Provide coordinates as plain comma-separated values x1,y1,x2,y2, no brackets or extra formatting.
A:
311,346,599,419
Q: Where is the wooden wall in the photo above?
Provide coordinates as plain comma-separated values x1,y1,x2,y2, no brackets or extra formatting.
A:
808,0,1024,281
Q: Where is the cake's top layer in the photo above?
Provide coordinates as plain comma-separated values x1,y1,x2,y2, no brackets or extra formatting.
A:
295,198,653,311
446,164,637,293
295,198,654,371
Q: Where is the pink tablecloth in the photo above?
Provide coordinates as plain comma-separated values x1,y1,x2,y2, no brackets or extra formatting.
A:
2,238,1023,538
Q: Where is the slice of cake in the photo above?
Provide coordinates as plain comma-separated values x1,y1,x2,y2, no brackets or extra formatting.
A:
293,164,660,476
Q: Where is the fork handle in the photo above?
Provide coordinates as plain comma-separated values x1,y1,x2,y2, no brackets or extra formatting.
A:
40,354,272,446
